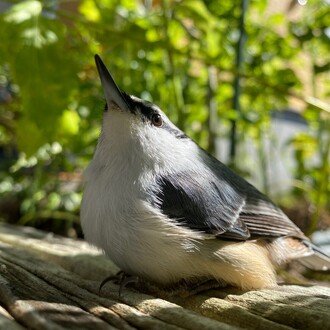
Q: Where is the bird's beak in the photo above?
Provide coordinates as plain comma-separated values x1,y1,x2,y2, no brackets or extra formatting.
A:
94,54,130,112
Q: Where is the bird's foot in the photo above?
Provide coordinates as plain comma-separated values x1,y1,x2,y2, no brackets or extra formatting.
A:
99,270,139,296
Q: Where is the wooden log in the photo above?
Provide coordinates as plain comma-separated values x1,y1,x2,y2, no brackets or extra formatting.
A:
0,223,328,329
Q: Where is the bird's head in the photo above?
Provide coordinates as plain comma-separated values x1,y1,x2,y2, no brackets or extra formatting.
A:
94,55,192,168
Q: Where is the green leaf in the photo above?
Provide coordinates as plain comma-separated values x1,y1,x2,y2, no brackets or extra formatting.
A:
59,110,80,136
178,0,212,23
205,30,221,58
79,0,101,22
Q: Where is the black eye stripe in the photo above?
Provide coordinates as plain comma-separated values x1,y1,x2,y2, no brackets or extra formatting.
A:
121,94,188,138
139,105,159,120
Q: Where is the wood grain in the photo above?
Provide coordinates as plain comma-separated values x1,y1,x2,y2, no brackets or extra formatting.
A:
0,224,328,329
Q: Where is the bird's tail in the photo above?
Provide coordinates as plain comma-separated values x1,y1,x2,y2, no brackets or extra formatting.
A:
298,242,330,271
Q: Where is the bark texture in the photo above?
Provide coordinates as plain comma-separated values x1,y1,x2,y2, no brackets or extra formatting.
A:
0,223,329,330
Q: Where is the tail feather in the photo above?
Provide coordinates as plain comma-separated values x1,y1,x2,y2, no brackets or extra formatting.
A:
298,242,330,271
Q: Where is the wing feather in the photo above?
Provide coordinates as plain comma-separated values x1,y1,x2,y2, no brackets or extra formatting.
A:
153,150,305,241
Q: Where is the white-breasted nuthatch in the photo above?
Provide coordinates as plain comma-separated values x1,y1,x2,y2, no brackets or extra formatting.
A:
81,55,330,291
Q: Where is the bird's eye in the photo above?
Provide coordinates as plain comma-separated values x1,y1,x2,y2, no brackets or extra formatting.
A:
151,114,163,127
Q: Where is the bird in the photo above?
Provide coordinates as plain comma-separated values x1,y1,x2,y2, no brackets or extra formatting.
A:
81,54,330,292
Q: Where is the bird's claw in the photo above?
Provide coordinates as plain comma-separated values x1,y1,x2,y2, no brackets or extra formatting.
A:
118,274,139,297
99,270,139,297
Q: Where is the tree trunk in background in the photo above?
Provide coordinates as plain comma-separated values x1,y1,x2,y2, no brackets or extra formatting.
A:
207,66,218,155
230,0,249,164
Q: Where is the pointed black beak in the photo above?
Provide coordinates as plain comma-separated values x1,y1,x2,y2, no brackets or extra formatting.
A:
94,54,130,111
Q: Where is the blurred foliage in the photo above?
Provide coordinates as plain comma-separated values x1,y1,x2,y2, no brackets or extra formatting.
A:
0,0,329,237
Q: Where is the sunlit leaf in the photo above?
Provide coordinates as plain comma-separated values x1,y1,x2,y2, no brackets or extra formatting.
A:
59,110,80,136
22,28,58,48
5,0,42,24
79,0,100,22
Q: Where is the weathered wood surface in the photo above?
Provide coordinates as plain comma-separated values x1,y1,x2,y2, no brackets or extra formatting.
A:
0,223,329,330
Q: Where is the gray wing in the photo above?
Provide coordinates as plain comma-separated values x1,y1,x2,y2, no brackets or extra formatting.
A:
154,152,305,241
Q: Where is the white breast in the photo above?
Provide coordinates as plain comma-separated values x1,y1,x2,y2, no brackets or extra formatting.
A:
80,137,206,284
80,110,279,290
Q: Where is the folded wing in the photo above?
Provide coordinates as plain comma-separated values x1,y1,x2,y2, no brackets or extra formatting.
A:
154,151,305,241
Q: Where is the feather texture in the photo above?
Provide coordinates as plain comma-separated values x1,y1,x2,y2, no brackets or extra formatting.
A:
153,150,306,241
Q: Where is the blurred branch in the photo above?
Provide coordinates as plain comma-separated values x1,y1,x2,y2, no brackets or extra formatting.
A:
162,0,185,129
230,0,248,163
305,97,330,114
206,66,218,154
257,129,269,195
